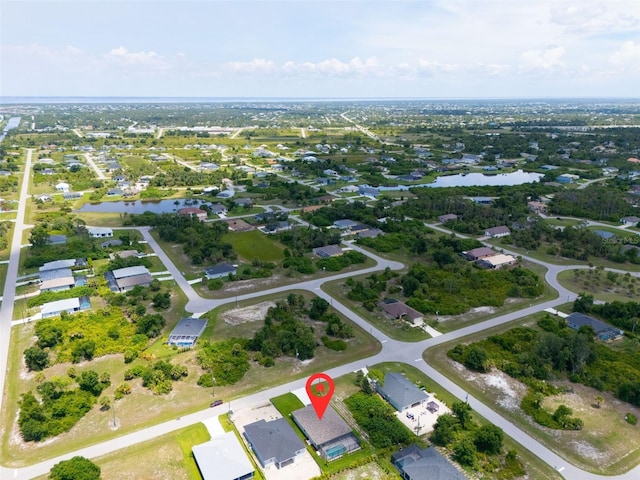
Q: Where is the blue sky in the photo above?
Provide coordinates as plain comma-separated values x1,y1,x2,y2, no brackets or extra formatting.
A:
2,0,640,98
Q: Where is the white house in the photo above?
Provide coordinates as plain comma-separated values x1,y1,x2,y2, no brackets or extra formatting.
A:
55,182,70,193
87,227,113,238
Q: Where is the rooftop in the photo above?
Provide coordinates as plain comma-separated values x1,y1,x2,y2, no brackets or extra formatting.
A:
243,418,305,466
192,432,254,480
292,404,353,446
112,265,150,279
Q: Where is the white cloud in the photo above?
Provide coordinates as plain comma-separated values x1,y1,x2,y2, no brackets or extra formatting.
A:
282,57,386,77
550,1,640,35
106,46,168,69
521,46,566,70
610,41,640,71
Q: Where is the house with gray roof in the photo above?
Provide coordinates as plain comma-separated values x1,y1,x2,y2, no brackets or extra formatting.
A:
463,247,497,261
312,244,343,258
333,219,359,230
392,444,466,480
41,297,91,319
566,312,623,341
292,405,359,461
105,265,153,292
40,268,73,283
39,258,87,272
376,372,429,412
40,276,76,292
167,317,208,347
193,431,254,480
378,300,423,326
205,263,237,280
243,418,306,469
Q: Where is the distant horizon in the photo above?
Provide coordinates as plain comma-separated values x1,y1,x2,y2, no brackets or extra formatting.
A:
2,95,640,105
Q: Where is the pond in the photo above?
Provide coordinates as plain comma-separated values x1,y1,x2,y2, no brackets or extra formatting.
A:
75,198,208,214
379,170,544,191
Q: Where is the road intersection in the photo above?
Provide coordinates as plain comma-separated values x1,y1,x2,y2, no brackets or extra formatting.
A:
1,151,640,479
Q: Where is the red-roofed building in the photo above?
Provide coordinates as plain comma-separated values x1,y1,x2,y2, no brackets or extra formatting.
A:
178,207,208,221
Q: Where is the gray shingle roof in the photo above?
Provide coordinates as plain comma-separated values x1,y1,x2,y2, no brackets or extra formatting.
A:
392,445,466,480
377,373,428,411
243,418,305,466
292,404,353,446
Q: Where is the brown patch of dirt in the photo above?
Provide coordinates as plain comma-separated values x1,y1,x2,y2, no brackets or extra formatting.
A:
219,301,276,325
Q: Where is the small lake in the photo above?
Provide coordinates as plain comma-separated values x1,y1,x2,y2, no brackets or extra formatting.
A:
380,170,544,191
0,117,22,143
75,198,208,214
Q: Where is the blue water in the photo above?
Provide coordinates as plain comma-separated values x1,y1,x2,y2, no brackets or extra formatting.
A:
379,170,543,191
0,117,21,143
75,198,207,214
326,445,346,458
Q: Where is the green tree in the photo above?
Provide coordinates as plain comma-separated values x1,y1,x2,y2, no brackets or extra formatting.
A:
431,413,459,446
474,424,504,454
78,370,104,397
464,346,488,372
29,224,50,249
24,346,49,371
49,456,101,480
453,438,477,466
452,401,473,429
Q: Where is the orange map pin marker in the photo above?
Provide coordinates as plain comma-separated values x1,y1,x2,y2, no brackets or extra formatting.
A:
306,373,335,420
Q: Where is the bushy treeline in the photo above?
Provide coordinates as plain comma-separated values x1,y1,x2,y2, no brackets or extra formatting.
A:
126,213,234,265
148,165,225,187
550,185,636,222
19,369,110,442
449,315,640,408
246,179,319,204
124,360,188,395
574,294,640,332
197,339,250,386
344,391,414,448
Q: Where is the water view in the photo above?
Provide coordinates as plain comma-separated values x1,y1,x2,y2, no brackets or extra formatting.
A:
380,170,544,192
75,198,206,214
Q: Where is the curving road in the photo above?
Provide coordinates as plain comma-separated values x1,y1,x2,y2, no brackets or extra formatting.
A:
2,160,640,479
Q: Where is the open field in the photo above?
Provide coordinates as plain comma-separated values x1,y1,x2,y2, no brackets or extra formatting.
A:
423,315,640,475
557,268,640,303
222,229,285,263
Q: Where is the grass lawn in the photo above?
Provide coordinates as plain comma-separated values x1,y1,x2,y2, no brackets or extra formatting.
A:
422,315,640,475
72,212,127,227
222,229,285,263
85,423,210,480
543,217,582,228
557,268,640,303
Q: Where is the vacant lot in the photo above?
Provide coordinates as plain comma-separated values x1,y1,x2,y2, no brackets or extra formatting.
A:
557,268,640,303
222,230,285,263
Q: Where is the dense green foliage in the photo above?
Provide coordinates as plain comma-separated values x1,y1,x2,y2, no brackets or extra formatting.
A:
344,392,414,448
124,360,188,395
317,250,366,271
49,456,101,480
550,186,635,221
197,339,250,386
32,307,147,364
125,213,234,265
449,315,640,409
18,370,107,442
574,294,640,332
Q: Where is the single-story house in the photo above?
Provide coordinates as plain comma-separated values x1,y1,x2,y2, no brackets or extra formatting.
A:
620,216,640,226
87,226,113,238
37,194,52,202
63,192,83,200
566,312,623,341
476,253,517,269
463,247,497,261
225,219,254,232
217,189,235,198
39,258,87,272
484,226,511,238
312,245,343,258
210,203,228,215
167,317,208,347
41,168,55,175
106,188,122,196
556,173,580,183
349,224,369,235
105,265,153,292
438,214,458,223
527,201,548,214
40,268,73,283
470,196,493,205
391,444,467,480
357,228,384,239
243,418,306,469
109,250,140,260
101,239,123,248
376,372,428,412
192,431,254,480
205,263,237,280
333,219,359,230
55,182,70,192
292,405,360,461
358,185,381,197
47,234,67,245
40,276,76,292
41,296,91,319
234,198,253,208
379,300,423,326
178,207,208,221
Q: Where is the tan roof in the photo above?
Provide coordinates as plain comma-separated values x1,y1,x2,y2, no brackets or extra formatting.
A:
40,277,75,290
483,254,516,266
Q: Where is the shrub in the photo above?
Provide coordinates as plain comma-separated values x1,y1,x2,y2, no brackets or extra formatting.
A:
321,336,347,351
626,413,638,425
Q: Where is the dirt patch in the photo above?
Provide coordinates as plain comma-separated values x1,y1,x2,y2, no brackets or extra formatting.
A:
331,462,396,480
221,275,283,293
220,301,276,325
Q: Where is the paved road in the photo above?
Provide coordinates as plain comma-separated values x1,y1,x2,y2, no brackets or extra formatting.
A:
0,149,33,421
83,153,107,180
3,177,640,478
